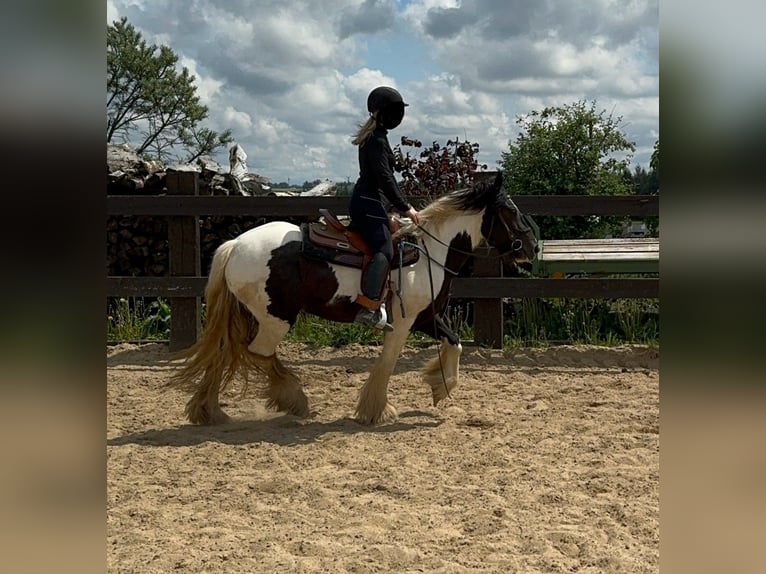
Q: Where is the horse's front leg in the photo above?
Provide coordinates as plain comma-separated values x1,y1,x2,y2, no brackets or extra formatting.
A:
416,315,463,406
355,322,412,425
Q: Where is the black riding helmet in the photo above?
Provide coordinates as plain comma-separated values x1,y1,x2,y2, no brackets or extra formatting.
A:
367,86,408,130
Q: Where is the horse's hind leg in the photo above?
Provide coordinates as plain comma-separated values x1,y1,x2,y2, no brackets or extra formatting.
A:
251,352,310,417
247,316,310,417
185,365,232,425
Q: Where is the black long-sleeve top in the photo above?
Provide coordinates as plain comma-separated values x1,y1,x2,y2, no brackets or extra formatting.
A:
353,126,411,214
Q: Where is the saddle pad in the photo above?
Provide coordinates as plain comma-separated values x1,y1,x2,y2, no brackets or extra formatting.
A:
301,223,420,270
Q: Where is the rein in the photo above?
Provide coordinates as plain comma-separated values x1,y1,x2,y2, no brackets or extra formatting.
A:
422,239,452,402
391,236,453,401
400,239,459,276
391,205,532,401
409,215,527,260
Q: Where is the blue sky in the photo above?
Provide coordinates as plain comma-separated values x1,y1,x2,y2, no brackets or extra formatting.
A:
107,0,658,185
362,31,438,84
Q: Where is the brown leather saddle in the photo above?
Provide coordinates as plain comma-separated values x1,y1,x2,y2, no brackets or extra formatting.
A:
301,209,420,269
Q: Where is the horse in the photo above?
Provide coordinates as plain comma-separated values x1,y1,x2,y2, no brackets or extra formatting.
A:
168,171,538,425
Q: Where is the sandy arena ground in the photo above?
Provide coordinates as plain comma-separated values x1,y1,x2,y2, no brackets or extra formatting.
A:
107,341,658,573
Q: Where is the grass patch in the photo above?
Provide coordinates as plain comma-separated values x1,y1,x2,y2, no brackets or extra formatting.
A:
503,298,659,347
107,297,658,348
107,297,171,343
285,313,383,347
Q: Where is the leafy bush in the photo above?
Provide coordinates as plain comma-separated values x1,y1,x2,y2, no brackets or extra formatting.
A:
393,136,487,202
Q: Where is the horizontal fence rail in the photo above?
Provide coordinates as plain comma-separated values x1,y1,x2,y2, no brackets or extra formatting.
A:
107,194,658,217
450,277,659,299
107,173,658,349
107,276,659,300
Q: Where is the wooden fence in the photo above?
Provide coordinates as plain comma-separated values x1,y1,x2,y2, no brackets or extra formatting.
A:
107,171,659,350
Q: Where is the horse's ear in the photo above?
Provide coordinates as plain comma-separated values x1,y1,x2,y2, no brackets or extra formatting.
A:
493,170,503,189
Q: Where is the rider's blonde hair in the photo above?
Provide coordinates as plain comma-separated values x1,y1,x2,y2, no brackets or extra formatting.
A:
351,112,378,147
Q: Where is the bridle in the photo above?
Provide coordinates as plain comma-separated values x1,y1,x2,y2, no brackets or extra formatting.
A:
409,202,533,260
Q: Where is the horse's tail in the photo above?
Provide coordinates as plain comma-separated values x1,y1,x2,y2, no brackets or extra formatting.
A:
168,239,257,423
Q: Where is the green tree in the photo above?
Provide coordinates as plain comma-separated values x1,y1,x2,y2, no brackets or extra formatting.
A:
107,17,232,162
643,139,660,236
501,100,636,239
180,126,235,163
302,179,322,190
632,164,658,195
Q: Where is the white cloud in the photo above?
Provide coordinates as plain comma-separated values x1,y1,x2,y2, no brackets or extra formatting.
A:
106,0,120,23
222,106,254,135
178,57,223,104
108,0,658,181
347,68,397,91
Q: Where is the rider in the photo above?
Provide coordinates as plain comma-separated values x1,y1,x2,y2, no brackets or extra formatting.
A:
349,86,420,331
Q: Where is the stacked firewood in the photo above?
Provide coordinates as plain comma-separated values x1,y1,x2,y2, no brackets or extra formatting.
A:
106,143,271,196
107,144,274,277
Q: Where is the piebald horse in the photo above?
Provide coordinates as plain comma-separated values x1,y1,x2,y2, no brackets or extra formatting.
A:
170,172,537,425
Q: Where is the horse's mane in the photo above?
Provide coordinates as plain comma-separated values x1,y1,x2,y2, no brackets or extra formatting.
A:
395,178,501,238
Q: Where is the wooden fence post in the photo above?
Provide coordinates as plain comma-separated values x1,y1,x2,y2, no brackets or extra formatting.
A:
166,169,201,351
472,248,503,349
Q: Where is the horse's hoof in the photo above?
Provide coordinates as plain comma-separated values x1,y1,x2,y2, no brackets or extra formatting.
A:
355,403,398,425
266,393,310,418
430,382,454,407
208,410,232,425
185,397,231,425
187,407,231,425
287,401,310,418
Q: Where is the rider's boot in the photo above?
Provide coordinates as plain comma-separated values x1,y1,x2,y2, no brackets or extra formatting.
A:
354,253,393,332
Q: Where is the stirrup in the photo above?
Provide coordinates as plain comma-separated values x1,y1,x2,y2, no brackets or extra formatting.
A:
354,305,394,332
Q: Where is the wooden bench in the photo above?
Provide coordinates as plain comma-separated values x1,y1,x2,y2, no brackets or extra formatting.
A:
533,237,659,276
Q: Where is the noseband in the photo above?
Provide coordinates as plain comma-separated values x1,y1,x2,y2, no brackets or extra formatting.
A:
484,203,533,255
